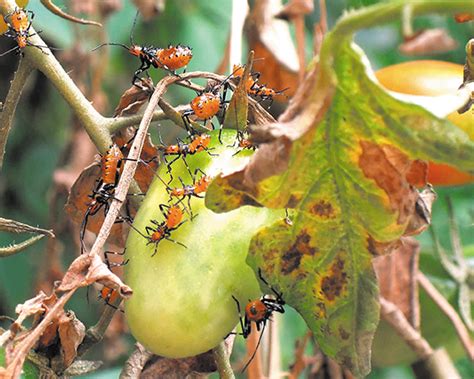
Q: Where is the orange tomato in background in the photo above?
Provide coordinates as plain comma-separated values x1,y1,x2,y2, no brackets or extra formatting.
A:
376,61,474,186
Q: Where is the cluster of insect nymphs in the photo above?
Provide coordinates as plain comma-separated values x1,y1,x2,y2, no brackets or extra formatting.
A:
0,5,287,366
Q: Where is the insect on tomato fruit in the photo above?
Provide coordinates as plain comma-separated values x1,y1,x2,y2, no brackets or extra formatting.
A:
375,60,474,186
124,130,282,358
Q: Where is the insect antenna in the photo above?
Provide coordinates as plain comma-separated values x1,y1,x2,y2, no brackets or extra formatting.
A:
92,42,130,52
130,10,140,46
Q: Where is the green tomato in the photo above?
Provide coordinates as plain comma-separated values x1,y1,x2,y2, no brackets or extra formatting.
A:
124,130,281,358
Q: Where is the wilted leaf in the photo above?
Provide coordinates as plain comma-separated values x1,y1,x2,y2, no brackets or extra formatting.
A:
399,28,458,56
373,237,420,327
37,294,61,348
245,0,299,98
223,56,251,131
113,79,153,117
275,0,314,20
56,253,132,298
133,0,165,20
64,163,126,245
65,128,158,245
113,127,159,191
206,37,474,375
58,311,86,367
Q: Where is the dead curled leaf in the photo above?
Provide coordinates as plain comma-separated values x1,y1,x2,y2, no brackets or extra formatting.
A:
399,28,458,56
373,237,420,327
275,0,314,20
65,127,159,244
133,0,165,20
245,0,299,98
58,311,86,367
56,253,132,298
113,78,154,117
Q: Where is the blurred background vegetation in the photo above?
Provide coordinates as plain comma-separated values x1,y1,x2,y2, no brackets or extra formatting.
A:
0,0,472,378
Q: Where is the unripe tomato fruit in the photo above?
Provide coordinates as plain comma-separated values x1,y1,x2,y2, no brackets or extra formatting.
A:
375,60,474,186
124,130,280,358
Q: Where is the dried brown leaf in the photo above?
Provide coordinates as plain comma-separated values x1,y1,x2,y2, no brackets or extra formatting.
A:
58,311,86,367
113,78,153,117
56,253,132,299
64,163,126,245
133,0,165,20
113,127,159,191
246,0,299,98
275,0,313,20
399,28,458,56
37,294,62,348
373,237,420,327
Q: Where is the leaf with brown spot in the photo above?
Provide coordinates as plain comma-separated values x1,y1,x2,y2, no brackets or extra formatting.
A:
207,30,474,375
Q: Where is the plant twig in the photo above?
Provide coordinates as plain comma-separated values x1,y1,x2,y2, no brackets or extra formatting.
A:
0,217,55,237
0,235,46,258
0,58,33,170
40,0,102,26
119,343,152,379
213,341,235,379
379,296,433,359
417,272,474,359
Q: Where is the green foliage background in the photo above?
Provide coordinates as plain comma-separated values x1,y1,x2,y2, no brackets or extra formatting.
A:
0,0,472,378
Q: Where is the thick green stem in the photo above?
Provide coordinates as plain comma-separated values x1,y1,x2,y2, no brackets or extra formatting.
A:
213,342,235,379
0,59,33,170
23,37,112,153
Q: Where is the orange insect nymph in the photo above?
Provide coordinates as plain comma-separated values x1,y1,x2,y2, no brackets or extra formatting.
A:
100,287,120,304
188,134,211,153
156,44,193,71
9,8,29,32
101,144,125,185
245,300,268,322
194,175,212,194
190,93,221,120
166,206,184,229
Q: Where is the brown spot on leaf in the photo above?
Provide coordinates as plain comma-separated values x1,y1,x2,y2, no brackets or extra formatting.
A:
285,193,301,208
339,327,350,340
281,230,318,275
320,257,348,302
359,141,417,225
315,302,326,319
310,200,335,218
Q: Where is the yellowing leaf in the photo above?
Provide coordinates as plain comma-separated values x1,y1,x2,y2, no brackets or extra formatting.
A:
207,10,474,375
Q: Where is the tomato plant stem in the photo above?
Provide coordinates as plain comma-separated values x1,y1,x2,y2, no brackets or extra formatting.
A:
213,341,235,379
